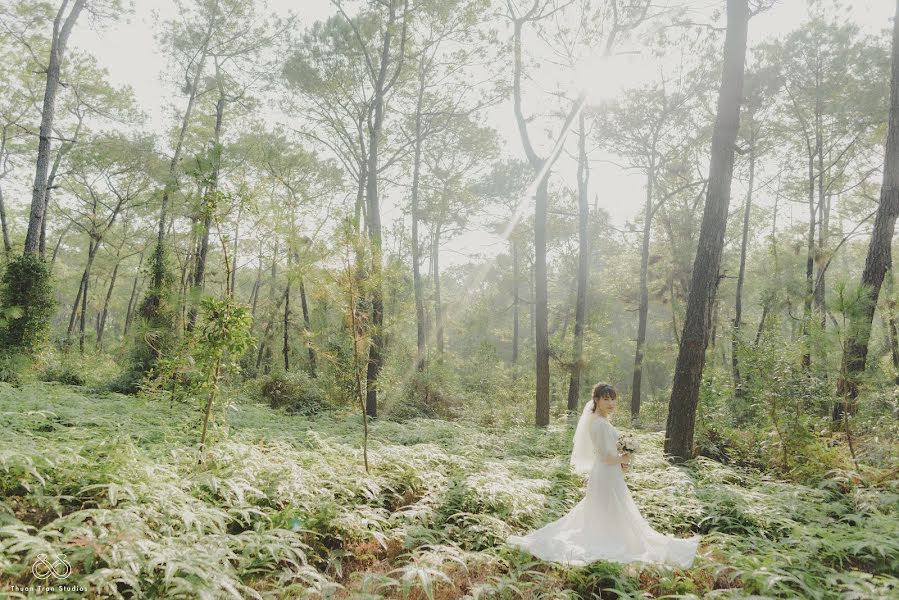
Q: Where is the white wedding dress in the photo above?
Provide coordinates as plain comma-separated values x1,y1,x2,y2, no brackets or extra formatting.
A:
507,409,699,568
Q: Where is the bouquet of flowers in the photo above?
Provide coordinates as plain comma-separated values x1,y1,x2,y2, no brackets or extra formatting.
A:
617,435,640,455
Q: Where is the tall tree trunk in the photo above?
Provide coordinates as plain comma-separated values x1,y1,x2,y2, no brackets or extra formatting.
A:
0,127,10,255
299,275,316,376
189,89,225,331
68,239,97,338
68,274,87,340
24,0,85,255
836,0,899,417
433,226,444,353
631,152,656,420
567,113,590,413
665,0,749,462
890,307,899,386
529,261,535,348
123,250,144,338
362,0,409,419
49,222,72,275
97,260,119,350
669,278,680,345
79,268,89,354
256,241,279,372
0,183,11,255
534,176,550,426
250,250,263,317
814,86,827,330
511,238,520,365
231,199,241,297
39,115,82,257
801,147,816,368
732,130,755,398
410,62,427,371
149,20,213,299
512,15,551,426
283,247,292,371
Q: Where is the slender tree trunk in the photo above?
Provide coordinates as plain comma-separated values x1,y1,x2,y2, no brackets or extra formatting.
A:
837,0,899,417
410,63,427,371
231,200,241,297
68,239,97,338
24,0,86,255
0,128,10,255
250,251,263,317
39,116,82,257
631,154,656,420
511,14,553,427
189,90,225,331
123,251,144,338
754,303,769,346
814,86,827,329
732,131,755,398
890,306,899,385
80,256,106,355
534,176,550,426
49,222,72,274
0,183,10,255
362,0,409,419
433,226,444,353
670,278,680,345
256,241,279,372
665,0,749,462
511,238,520,365
283,246,292,371
149,22,213,299
68,274,87,340
97,260,119,350
802,147,816,368
299,275,316,376
529,262,535,348
567,113,591,413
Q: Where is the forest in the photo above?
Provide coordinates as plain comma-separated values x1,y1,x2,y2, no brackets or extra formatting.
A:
0,0,897,598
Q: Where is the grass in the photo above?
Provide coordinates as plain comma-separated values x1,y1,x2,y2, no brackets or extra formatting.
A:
0,381,896,599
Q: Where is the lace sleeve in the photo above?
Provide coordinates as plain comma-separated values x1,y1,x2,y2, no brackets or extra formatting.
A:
591,419,620,465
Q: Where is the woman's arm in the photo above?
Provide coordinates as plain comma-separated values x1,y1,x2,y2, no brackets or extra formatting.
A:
593,421,631,465
600,451,631,465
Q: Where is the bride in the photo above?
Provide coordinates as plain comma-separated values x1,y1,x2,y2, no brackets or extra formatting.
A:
507,382,700,568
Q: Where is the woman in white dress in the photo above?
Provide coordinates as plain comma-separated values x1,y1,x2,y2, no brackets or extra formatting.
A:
507,382,700,569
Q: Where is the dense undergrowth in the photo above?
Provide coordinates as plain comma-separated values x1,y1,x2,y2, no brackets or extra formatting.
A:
0,381,896,599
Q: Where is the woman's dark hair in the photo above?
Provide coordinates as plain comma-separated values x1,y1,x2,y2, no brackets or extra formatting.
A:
591,382,618,411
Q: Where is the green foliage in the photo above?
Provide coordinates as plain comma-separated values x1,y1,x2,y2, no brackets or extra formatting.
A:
0,254,56,355
113,242,180,394
259,370,325,416
0,352,32,386
384,358,459,422
36,350,119,390
0,382,896,599
193,297,254,380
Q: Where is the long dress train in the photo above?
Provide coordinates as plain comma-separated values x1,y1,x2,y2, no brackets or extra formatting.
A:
507,415,699,568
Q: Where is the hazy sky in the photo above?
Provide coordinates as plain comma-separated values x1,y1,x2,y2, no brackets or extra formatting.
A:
66,0,895,266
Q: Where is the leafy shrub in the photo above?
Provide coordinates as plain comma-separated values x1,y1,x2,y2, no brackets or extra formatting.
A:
260,370,325,416
383,362,460,422
112,243,180,394
39,357,86,386
694,424,767,470
0,254,56,354
0,351,31,385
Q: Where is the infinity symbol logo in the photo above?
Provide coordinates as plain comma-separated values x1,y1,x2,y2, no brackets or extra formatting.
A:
32,553,72,580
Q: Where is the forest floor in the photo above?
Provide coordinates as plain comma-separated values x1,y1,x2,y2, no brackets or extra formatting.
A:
0,381,897,599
